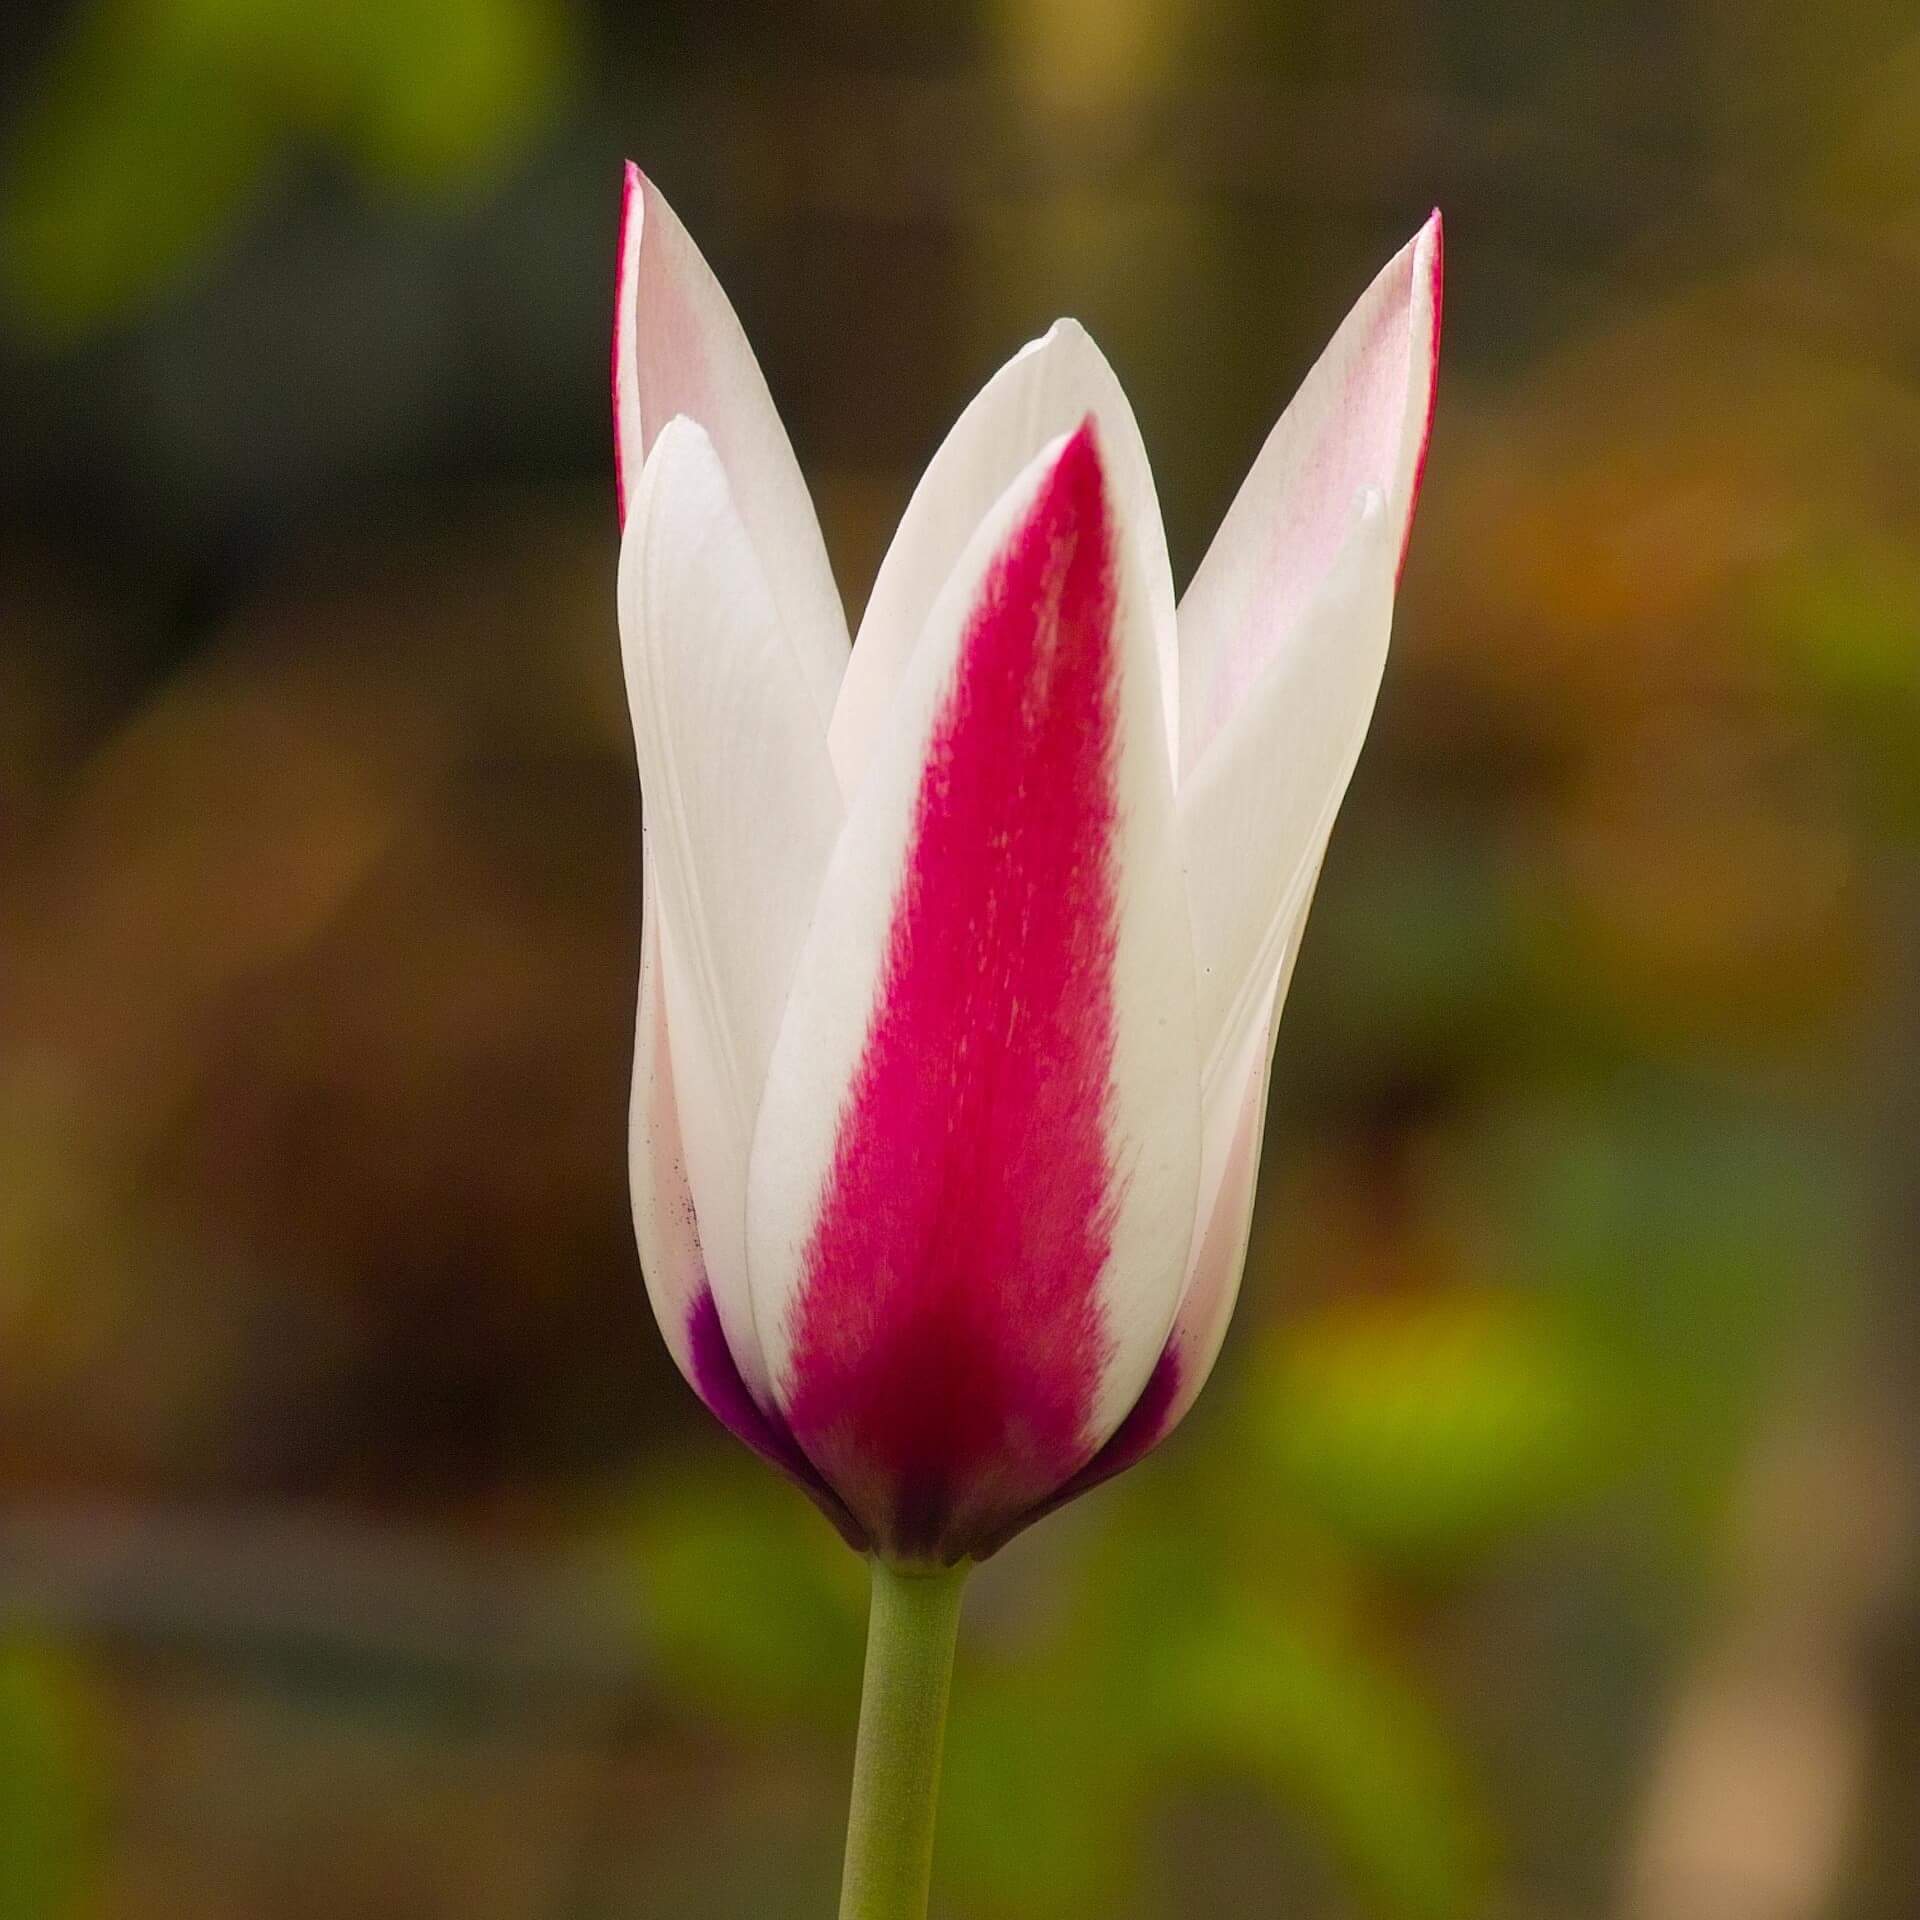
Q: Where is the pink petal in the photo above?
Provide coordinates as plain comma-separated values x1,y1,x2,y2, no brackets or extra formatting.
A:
613,164,848,728
1177,216,1442,1228
1178,211,1442,774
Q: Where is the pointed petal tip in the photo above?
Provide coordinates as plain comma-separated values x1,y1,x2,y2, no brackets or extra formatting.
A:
1381,209,1441,315
1414,213,1444,351
1420,208,1444,300
1398,213,1443,578
1013,315,1093,367
612,168,645,525
617,161,646,244
1393,208,1441,297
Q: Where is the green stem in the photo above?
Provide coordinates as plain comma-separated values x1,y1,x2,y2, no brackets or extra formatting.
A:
837,1556,971,1920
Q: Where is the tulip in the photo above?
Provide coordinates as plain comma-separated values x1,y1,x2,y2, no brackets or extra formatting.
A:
613,162,1440,1919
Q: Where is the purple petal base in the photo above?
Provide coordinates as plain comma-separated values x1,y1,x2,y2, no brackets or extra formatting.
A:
686,1290,870,1551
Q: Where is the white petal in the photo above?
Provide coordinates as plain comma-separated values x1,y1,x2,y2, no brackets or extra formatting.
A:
1181,494,1395,1185
828,319,1177,790
629,832,706,1381
1156,866,1320,1440
614,164,849,733
619,419,843,1403
748,424,1201,1503
1178,212,1441,775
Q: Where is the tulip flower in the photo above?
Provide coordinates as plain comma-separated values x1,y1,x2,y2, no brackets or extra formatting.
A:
613,162,1440,1920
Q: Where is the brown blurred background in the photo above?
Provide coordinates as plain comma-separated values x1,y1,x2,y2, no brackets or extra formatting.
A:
2,1,1918,1915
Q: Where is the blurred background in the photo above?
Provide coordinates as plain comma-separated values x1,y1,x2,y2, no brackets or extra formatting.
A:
2,1,1918,1915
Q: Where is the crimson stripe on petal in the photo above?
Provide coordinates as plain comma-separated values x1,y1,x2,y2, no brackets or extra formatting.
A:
782,424,1125,1564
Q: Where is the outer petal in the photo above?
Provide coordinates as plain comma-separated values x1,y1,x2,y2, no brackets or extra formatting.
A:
994,217,1447,1539
613,163,849,731
630,838,867,1547
619,419,843,1409
1136,866,1319,1444
828,320,1177,790
1181,496,1396,1217
629,834,706,1383
748,423,1201,1564
1178,211,1441,774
